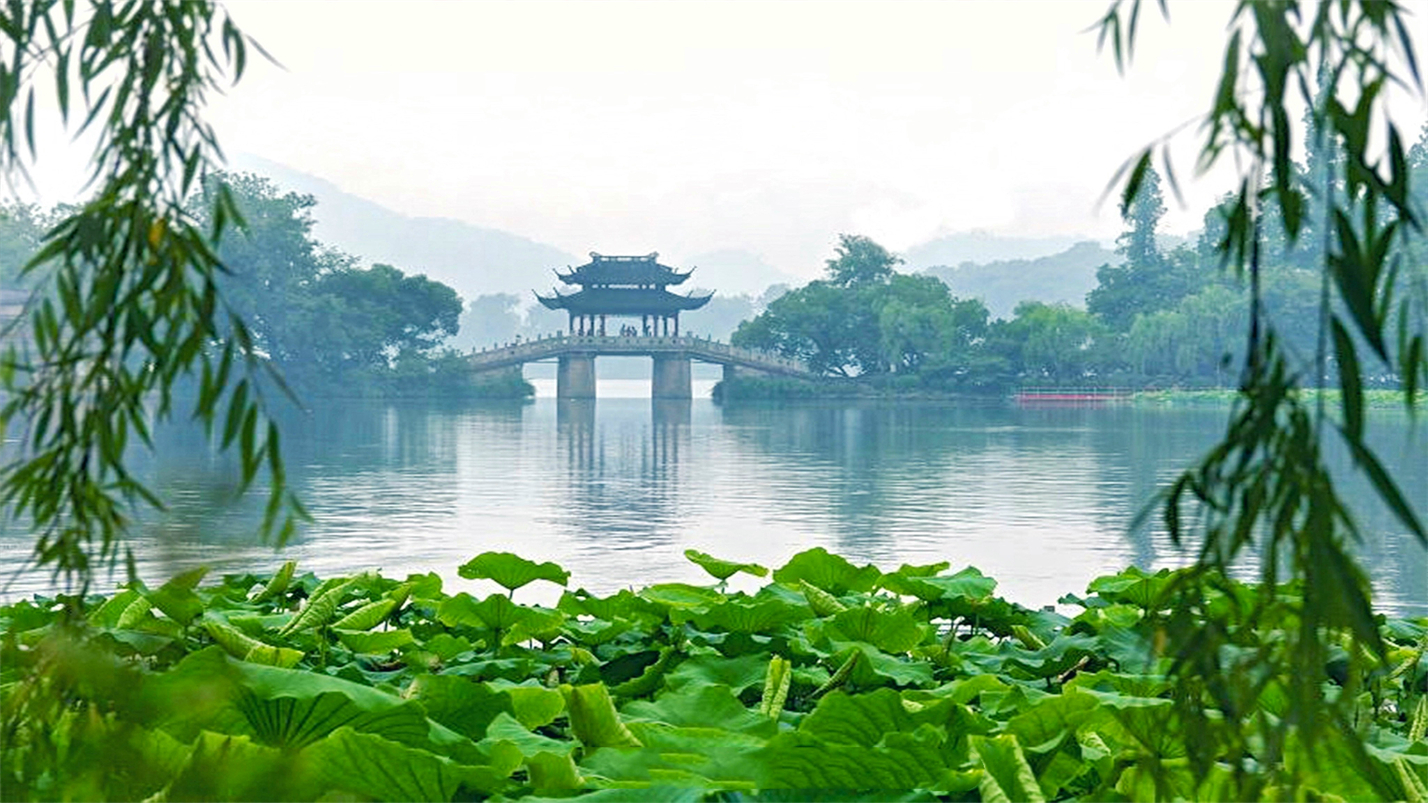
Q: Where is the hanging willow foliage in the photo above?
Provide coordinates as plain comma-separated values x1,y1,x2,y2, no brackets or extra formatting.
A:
1099,0,1428,797
0,1,305,592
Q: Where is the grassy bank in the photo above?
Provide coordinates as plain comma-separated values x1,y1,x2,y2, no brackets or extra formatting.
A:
713,375,1002,402
715,376,1422,410
3,550,1424,801
1132,388,1421,409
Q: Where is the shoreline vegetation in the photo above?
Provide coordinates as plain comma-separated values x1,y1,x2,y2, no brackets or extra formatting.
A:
712,375,1420,409
3,549,1424,801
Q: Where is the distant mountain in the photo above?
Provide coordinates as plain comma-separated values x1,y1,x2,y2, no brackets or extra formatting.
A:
680,248,798,297
924,241,1120,319
230,154,577,303
903,231,1098,272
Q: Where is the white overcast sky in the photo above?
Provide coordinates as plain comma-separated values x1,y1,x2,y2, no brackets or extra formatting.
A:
28,1,1428,278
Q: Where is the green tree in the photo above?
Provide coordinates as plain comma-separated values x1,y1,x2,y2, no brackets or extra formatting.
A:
734,238,968,378
0,202,48,289
824,233,901,287
876,274,988,374
1087,165,1216,331
189,173,345,369
451,293,525,351
732,280,865,376
191,172,465,392
1005,301,1108,382
1116,161,1165,268
311,263,462,371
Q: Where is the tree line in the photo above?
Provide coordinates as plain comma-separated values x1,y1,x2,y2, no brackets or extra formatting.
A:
2,173,529,400
730,125,1428,392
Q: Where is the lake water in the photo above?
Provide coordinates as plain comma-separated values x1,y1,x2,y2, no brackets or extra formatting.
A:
3,379,1425,614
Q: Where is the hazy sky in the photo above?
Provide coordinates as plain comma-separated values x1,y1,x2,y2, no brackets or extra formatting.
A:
31,1,1428,278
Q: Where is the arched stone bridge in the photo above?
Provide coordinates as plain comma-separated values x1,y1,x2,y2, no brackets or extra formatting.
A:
466,334,813,398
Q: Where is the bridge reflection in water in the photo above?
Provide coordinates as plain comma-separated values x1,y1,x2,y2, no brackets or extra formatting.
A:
468,334,811,399
557,398,691,470
554,397,693,553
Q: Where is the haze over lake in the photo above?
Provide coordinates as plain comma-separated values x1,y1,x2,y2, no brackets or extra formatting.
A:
4,383,1423,615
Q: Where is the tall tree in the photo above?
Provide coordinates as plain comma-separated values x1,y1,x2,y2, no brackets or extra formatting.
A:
824,233,901,287
1116,162,1165,268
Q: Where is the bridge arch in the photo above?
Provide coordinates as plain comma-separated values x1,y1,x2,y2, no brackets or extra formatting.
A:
465,334,813,398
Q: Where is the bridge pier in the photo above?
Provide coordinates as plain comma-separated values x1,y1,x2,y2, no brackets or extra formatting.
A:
651,354,692,399
722,363,738,384
557,353,597,399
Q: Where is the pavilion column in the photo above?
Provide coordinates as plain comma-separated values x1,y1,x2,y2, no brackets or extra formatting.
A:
674,316,679,337
600,315,607,336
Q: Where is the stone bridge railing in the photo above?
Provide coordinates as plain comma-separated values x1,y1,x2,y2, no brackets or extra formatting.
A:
465,334,812,378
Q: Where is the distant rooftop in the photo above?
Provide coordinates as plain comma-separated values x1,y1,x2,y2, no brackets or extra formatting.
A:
556,252,694,287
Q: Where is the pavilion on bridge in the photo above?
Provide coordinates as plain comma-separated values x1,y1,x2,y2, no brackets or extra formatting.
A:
535,252,713,337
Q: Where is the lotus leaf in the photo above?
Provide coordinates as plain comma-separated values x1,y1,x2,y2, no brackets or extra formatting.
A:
309,726,511,801
146,567,209,626
639,583,726,609
480,711,575,759
406,675,514,739
623,684,777,737
252,560,297,603
7,552,1427,802
88,588,145,628
563,682,643,748
773,547,882,595
664,651,770,697
758,725,950,790
971,734,1046,803
880,565,996,602
527,749,586,794
827,605,928,654
591,721,765,789
798,689,944,747
335,627,415,654
1086,566,1176,610
684,549,769,581
165,730,318,801
1004,689,1099,754
841,642,936,687
332,598,397,630
691,597,809,635
438,591,544,632
458,551,571,591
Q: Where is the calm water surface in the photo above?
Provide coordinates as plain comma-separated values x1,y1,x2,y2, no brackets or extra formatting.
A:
3,379,1425,614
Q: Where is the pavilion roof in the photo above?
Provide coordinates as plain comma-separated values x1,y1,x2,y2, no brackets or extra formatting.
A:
555,252,694,286
534,287,713,315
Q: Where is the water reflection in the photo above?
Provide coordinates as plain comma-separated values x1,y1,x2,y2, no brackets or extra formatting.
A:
551,399,691,556
2,397,1422,615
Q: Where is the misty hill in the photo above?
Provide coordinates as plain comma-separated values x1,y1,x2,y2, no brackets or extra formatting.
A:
903,231,1095,271
232,154,578,303
924,241,1119,319
680,249,798,297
